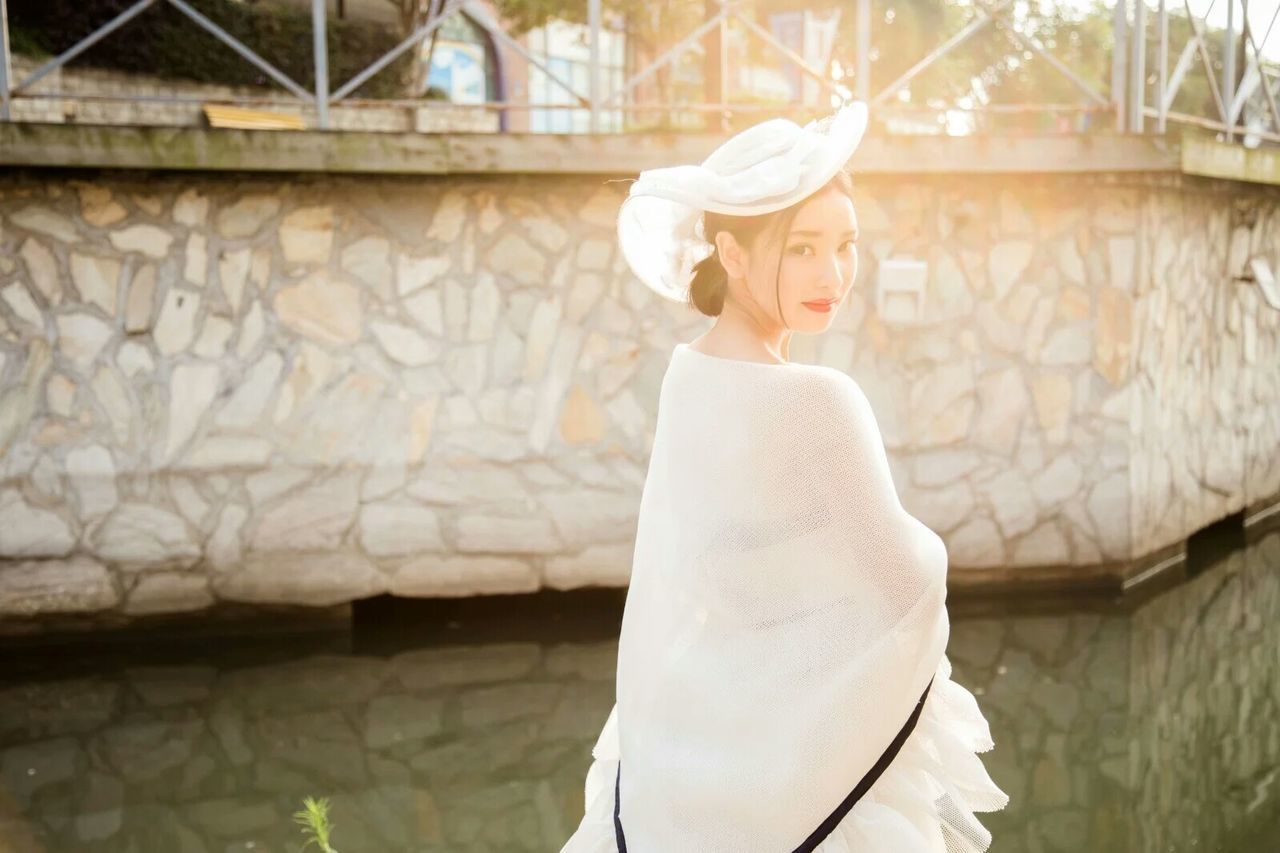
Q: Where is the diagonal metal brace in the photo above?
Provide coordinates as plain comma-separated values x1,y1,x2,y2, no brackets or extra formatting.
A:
166,0,309,100
464,1,589,108
1182,0,1229,123
331,0,466,102
872,0,1014,107
979,0,1108,106
599,10,728,109
731,10,850,103
1243,2,1280,133
14,0,159,94
1162,37,1199,114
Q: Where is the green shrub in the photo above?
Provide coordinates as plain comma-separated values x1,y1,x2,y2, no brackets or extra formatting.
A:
293,796,338,853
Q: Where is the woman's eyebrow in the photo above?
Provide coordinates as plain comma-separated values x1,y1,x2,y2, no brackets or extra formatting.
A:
789,228,859,237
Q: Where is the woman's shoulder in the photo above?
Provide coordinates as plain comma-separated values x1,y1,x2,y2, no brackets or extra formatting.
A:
793,368,880,434
672,342,861,387
664,342,877,427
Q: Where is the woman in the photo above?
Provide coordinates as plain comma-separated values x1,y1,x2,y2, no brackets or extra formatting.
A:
561,101,1009,852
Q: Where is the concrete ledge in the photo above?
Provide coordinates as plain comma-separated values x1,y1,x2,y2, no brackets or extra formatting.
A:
0,601,351,641
947,555,1149,599
1181,132,1280,186
0,121,1181,176
1244,493,1280,540
951,490,1280,603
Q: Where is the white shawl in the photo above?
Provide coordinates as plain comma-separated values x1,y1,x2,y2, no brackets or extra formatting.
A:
562,342,1009,852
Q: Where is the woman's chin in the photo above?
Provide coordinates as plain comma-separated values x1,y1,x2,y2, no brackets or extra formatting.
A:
793,312,837,334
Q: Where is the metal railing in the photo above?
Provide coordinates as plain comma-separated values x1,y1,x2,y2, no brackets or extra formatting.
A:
1142,0,1280,142
0,0,1276,144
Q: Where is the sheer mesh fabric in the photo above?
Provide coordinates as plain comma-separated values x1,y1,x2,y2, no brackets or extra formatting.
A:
561,343,1009,852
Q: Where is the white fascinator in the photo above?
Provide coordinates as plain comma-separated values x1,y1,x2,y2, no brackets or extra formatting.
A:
616,100,870,303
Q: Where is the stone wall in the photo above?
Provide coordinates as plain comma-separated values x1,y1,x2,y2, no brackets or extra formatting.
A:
1131,185,1280,555
791,173,1280,576
0,167,1277,620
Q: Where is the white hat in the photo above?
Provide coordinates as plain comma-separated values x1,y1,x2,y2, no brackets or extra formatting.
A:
616,100,870,303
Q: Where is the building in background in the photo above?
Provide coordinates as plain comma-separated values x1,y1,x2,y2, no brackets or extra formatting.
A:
766,8,841,106
523,17,628,134
423,11,502,105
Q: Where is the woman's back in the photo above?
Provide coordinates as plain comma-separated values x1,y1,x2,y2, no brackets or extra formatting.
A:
607,343,952,851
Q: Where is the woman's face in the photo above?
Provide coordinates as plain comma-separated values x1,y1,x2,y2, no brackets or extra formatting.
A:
737,187,860,333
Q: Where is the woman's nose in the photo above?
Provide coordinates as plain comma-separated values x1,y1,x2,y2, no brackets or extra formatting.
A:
823,252,846,288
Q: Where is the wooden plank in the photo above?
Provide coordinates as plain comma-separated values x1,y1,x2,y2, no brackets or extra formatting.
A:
202,103,306,131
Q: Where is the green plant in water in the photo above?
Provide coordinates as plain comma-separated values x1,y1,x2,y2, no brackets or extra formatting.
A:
293,796,338,853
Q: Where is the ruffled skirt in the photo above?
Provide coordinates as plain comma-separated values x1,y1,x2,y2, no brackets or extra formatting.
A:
560,654,1009,853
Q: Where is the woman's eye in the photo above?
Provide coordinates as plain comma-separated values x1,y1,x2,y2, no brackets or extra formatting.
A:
789,242,856,255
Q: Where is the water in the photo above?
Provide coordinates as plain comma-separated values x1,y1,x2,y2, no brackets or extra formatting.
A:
1,528,1277,852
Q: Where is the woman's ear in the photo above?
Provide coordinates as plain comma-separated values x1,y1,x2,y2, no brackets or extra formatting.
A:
715,230,748,280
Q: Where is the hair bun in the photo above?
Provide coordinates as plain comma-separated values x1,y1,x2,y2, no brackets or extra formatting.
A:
688,245,728,317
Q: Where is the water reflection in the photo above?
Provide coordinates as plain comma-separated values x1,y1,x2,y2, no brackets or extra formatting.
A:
1,530,1277,852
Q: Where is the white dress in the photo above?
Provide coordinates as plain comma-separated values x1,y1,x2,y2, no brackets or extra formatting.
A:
560,343,1009,852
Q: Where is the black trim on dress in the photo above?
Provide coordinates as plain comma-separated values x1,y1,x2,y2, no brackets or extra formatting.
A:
614,753,628,853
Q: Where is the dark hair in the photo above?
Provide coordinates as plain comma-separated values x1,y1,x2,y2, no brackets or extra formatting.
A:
688,168,856,319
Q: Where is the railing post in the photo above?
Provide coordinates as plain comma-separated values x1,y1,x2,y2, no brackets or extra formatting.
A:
1223,0,1236,141
719,1,729,130
856,0,870,103
1,0,13,121
312,0,330,129
702,0,726,131
588,0,601,133
1158,0,1167,133
1111,0,1128,131
1128,0,1145,132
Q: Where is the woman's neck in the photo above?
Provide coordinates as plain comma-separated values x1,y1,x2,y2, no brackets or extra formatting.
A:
691,313,791,365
